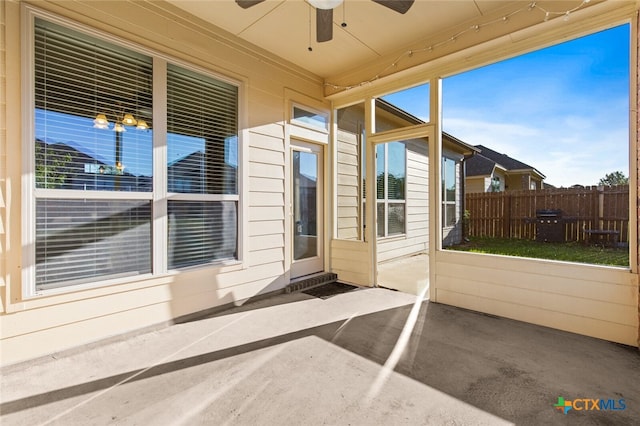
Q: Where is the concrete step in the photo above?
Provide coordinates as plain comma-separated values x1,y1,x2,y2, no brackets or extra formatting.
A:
285,272,338,294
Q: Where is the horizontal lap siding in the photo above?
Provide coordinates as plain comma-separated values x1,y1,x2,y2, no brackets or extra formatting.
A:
336,130,361,241
331,240,371,286
434,250,639,346
248,127,286,284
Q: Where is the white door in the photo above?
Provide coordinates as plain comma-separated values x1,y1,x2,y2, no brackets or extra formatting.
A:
291,142,324,279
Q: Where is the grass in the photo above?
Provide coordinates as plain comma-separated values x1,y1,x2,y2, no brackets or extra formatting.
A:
447,237,629,267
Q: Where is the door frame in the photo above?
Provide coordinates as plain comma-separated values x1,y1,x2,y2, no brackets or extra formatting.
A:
290,140,325,279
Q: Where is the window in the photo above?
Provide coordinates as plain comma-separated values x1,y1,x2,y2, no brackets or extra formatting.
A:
167,64,238,269
292,105,328,131
377,142,406,237
491,176,501,192
33,18,153,290
28,16,240,292
442,157,457,227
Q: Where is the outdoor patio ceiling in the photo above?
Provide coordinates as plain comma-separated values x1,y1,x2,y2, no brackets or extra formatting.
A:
167,0,603,89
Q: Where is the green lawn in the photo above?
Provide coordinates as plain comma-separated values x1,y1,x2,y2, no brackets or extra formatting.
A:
447,237,629,267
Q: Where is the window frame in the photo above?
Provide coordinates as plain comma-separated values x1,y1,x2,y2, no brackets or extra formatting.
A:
491,176,501,192
165,62,241,270
290,103,329,133
441,156,457,229
376,141,407,238
21,7,245,297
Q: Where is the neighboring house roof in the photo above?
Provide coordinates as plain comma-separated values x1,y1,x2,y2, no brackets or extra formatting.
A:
466,145,545,179
443,132,480,157
466,153,501,177
375,98,479,156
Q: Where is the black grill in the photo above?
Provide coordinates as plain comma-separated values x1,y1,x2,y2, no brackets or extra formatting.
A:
535,209,564,243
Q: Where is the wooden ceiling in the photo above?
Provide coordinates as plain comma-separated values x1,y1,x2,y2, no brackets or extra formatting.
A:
167,1,603,82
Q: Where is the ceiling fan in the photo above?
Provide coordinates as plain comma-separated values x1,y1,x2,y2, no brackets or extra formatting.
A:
236,0,414,43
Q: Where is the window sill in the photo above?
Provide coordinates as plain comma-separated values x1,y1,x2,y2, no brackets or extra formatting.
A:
14,260,244,310
377,234,406,243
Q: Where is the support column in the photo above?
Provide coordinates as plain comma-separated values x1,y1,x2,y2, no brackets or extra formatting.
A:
636,10,640,348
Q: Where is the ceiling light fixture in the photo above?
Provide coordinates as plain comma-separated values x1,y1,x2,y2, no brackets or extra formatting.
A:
308,0,343,10
121,113,137,126
93,114,110,130
238,0,414,43
93,110,151,132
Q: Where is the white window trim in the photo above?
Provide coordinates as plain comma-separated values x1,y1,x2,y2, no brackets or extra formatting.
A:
376,142,407,239
21,6,246,298
290,102,330,133
442,156,457,229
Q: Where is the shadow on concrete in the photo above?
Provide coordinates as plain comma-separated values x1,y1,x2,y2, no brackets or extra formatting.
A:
2,297,639,424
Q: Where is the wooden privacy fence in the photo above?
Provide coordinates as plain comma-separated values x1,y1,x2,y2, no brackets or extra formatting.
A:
465,185,629,243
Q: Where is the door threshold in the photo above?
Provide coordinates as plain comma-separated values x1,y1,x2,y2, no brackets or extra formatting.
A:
286,272,338,293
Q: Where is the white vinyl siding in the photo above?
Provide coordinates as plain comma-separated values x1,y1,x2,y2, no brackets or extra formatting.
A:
247,128,285,278
435,250,638,346
336,129,362,240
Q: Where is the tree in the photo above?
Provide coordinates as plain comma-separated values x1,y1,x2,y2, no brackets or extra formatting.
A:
598,171,628,186
35,142,72,189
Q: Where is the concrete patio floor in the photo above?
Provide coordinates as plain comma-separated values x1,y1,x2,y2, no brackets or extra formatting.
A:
1,285,639,425
378,253,428,294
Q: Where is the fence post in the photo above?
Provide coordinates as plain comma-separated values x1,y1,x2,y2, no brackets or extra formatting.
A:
598,185,605,230
503,193,511,238
592,186,599,230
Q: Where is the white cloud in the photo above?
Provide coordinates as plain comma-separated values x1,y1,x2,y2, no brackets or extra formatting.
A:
444,116,629,187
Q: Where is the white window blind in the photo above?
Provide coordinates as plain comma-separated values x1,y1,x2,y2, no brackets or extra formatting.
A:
35,18,153,192
29,16,242,291
167,201,238,268
34,18,153,290
167,64,239,269
376,142,406,237
36,199,151,289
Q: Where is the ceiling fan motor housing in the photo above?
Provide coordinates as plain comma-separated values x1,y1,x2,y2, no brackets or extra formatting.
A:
235,0,415,43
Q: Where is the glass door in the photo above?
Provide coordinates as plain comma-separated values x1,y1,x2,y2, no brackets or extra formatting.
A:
291,141,324,279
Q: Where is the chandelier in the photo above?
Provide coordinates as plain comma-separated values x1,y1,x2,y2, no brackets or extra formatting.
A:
93,111,149,132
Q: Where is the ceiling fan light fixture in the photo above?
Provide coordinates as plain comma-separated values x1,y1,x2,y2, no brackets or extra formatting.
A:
308,0,343,10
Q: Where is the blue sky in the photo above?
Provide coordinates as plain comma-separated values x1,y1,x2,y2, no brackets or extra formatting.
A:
442,23,630,187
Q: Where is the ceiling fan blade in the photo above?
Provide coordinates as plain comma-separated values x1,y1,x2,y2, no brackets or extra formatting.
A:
371,0,414,14
235,0,266,9
316,8,333,43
